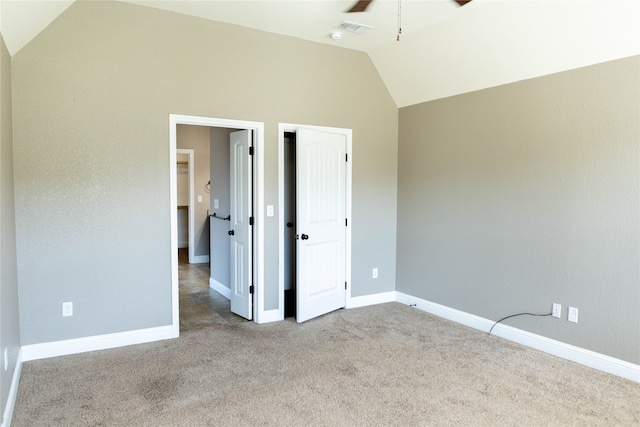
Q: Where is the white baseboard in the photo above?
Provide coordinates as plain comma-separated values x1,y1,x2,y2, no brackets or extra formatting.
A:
396,292,490,331
21,325,175,362
347,291,396,309
209,277,231,300
1,348,23,427
395,292,640,383
191,255,209,264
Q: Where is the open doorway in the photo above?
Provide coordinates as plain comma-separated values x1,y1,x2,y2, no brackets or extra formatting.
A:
176,127,250,330
282,133,297,318
176,149,193,254
170,115,266,338
278,123,353,323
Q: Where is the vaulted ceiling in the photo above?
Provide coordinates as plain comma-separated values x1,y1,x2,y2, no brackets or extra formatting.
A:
1,0,639,107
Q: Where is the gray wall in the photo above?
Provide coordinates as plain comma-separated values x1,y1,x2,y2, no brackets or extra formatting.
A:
177,124,211,259
397,56,640,364
1,33,21,422
12,0,398,345
209,127,232,290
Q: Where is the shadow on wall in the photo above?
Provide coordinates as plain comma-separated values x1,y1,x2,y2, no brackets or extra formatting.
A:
209,127,233,288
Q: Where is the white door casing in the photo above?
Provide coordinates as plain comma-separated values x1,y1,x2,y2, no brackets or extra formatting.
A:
229,130,253,320
170,114,266,337
176,150,193,252
296,128,347,323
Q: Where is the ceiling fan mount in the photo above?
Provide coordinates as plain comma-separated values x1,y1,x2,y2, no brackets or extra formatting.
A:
347,0,472,14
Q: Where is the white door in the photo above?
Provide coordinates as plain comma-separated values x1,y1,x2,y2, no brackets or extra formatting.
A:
296,128,347,323
229,130,253,320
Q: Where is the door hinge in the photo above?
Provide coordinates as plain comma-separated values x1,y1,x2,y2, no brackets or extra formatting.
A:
345,218,348,227
346,153,348,162
250,216,254,226
249,146,254,156
345,282,347,290
249,285,254,294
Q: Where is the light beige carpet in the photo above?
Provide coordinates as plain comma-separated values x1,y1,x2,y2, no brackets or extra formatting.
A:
12,303,640,426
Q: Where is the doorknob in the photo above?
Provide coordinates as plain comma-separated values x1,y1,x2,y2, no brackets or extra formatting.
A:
228,230,235,236
286,222,294,228
301,234,309,240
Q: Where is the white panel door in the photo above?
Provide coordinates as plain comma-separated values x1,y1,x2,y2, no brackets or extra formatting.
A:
229,130,253,320
296,128,346,323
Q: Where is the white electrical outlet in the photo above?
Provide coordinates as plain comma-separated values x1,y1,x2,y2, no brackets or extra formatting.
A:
552,303,562,318
62,301,73,317
568,307,579,323
372,268,378,279
267,205,274,217
197,195,202,203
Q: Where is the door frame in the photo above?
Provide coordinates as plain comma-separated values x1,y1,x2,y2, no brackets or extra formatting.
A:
176,149,196,262
277,123,353,321
170,114,266,337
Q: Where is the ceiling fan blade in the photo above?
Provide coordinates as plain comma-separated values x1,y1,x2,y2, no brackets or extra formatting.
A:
346,0,373,13
453,0,472,6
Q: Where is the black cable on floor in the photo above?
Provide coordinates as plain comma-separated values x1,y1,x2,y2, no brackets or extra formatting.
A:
488,312,552,335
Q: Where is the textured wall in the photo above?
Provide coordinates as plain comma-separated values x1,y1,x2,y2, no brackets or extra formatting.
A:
397,56,640,364
1,33,21,421
12,1,398,344
177,124,210,258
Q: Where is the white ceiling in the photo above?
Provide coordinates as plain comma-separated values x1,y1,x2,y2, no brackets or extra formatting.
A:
373,0,640,106
0,0,473,55
124,0,470,53
1,0,639,107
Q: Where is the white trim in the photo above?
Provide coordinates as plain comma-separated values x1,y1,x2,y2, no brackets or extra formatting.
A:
191,255,209,264
170,114,265,328
346,291,396,309
277,123,353,321
209,277,231,300
21,326,174,362
276,128,287,323
253,128,266,324
170,121,180,337
495,321,640,383
174,149,216,267
395,292,640,383
395,292,490,331
1,349,23,427
176,149,196,264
